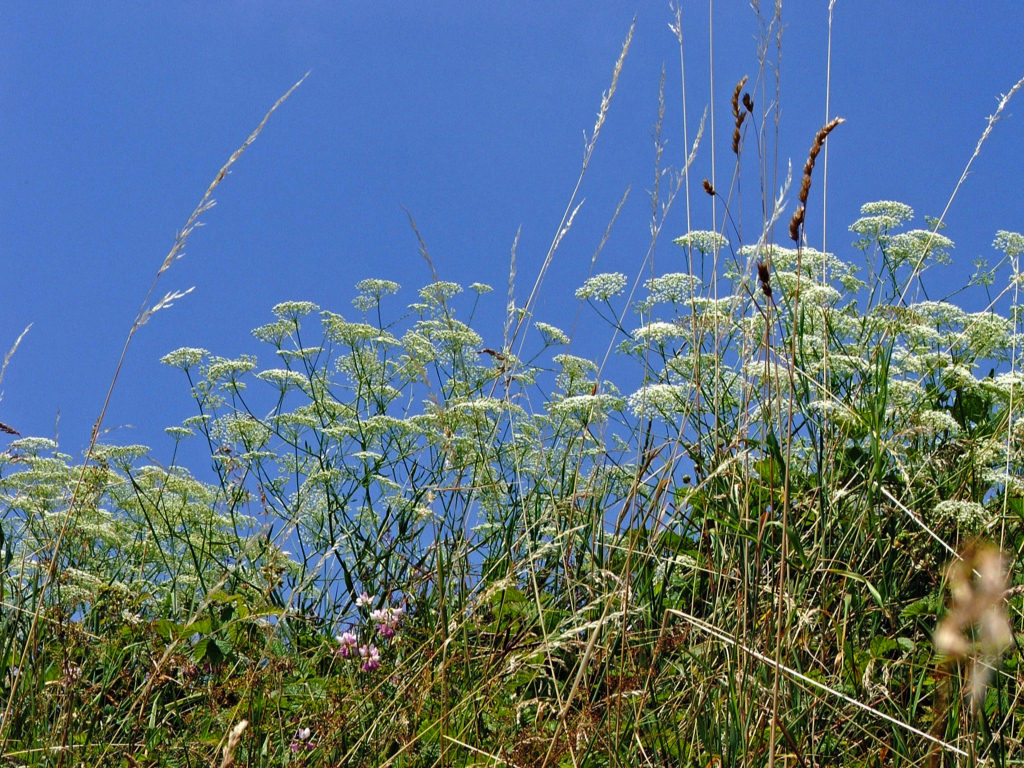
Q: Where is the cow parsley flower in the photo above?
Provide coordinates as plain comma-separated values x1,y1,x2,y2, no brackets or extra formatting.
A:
993,230,1024,258
547,393,621,423
160,347,208,370
256,368,309,392
849,200,914,236
674,231,728,254
575,273,626,301
933,499,988,530
643,272,701,305
355,278,400,297
535,322,569,346
627,383,688,419
553,354,598,394
251,319,294,346
632,321,687,345
271,301,319,322
419,281,463,304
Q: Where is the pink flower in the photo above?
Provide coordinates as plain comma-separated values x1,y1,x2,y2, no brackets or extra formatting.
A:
335,631,358,657
290,727,315,752
359,644,381,672
355,592,374,608
369,606,404,638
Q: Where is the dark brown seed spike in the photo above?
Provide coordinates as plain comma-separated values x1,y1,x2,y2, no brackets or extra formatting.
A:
731,76,749,156
798,116,844,206
742,93,754,113
757,261,772,298
789,206,805,242
731,76,748,119
789,117,844,241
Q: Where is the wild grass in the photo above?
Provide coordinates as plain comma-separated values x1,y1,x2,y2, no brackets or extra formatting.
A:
1,7,1024,768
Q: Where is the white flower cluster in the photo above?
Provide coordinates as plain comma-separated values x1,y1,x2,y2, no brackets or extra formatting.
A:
534,322,569,346
887,229,954,267
631,321,688,346
322,314,398,347
643,272,701,305
355,278,400,297
271,301,319,321
575,272,627,301
251,319,294,346
627,383,689,419
418,281,463,304
160,347,208,370
450,397,507,416
912,409,961,436
849,200,914,235
547,393,621,422
256,368,309,392
993,230,1024,258
673,230,728,254
205,355,258,391
553,353,598,394
933,499,989,530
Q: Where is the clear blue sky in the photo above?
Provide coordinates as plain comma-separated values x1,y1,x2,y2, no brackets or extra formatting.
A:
2,2,1023,461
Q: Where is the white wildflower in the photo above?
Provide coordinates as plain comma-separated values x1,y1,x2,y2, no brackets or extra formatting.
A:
632,321,687,345
251,319,294,345
627,383,689,419
644,273,701,304
849,200,914,235
271,301,319,321
535,322,569,346
160,347,208,370
355,278,400,297
674,231,728,254
993,230,1024,258
933,499,989,529
913,409,961,436
575,273,626,301
547,393,621,422
419,281,463,304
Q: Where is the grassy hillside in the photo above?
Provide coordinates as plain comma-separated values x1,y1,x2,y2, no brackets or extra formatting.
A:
2,9,1023,767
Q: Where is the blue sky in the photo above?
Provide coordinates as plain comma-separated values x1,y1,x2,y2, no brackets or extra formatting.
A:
2,2,1023,462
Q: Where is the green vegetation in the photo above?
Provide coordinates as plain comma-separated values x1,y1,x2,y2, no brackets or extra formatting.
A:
2,9,1024,768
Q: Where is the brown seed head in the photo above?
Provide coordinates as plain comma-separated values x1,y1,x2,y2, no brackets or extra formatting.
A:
731,76,748,120
731,76,749,155
799,117,844,205
788,117,844,241
789,206,805,243
757,261,772,298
